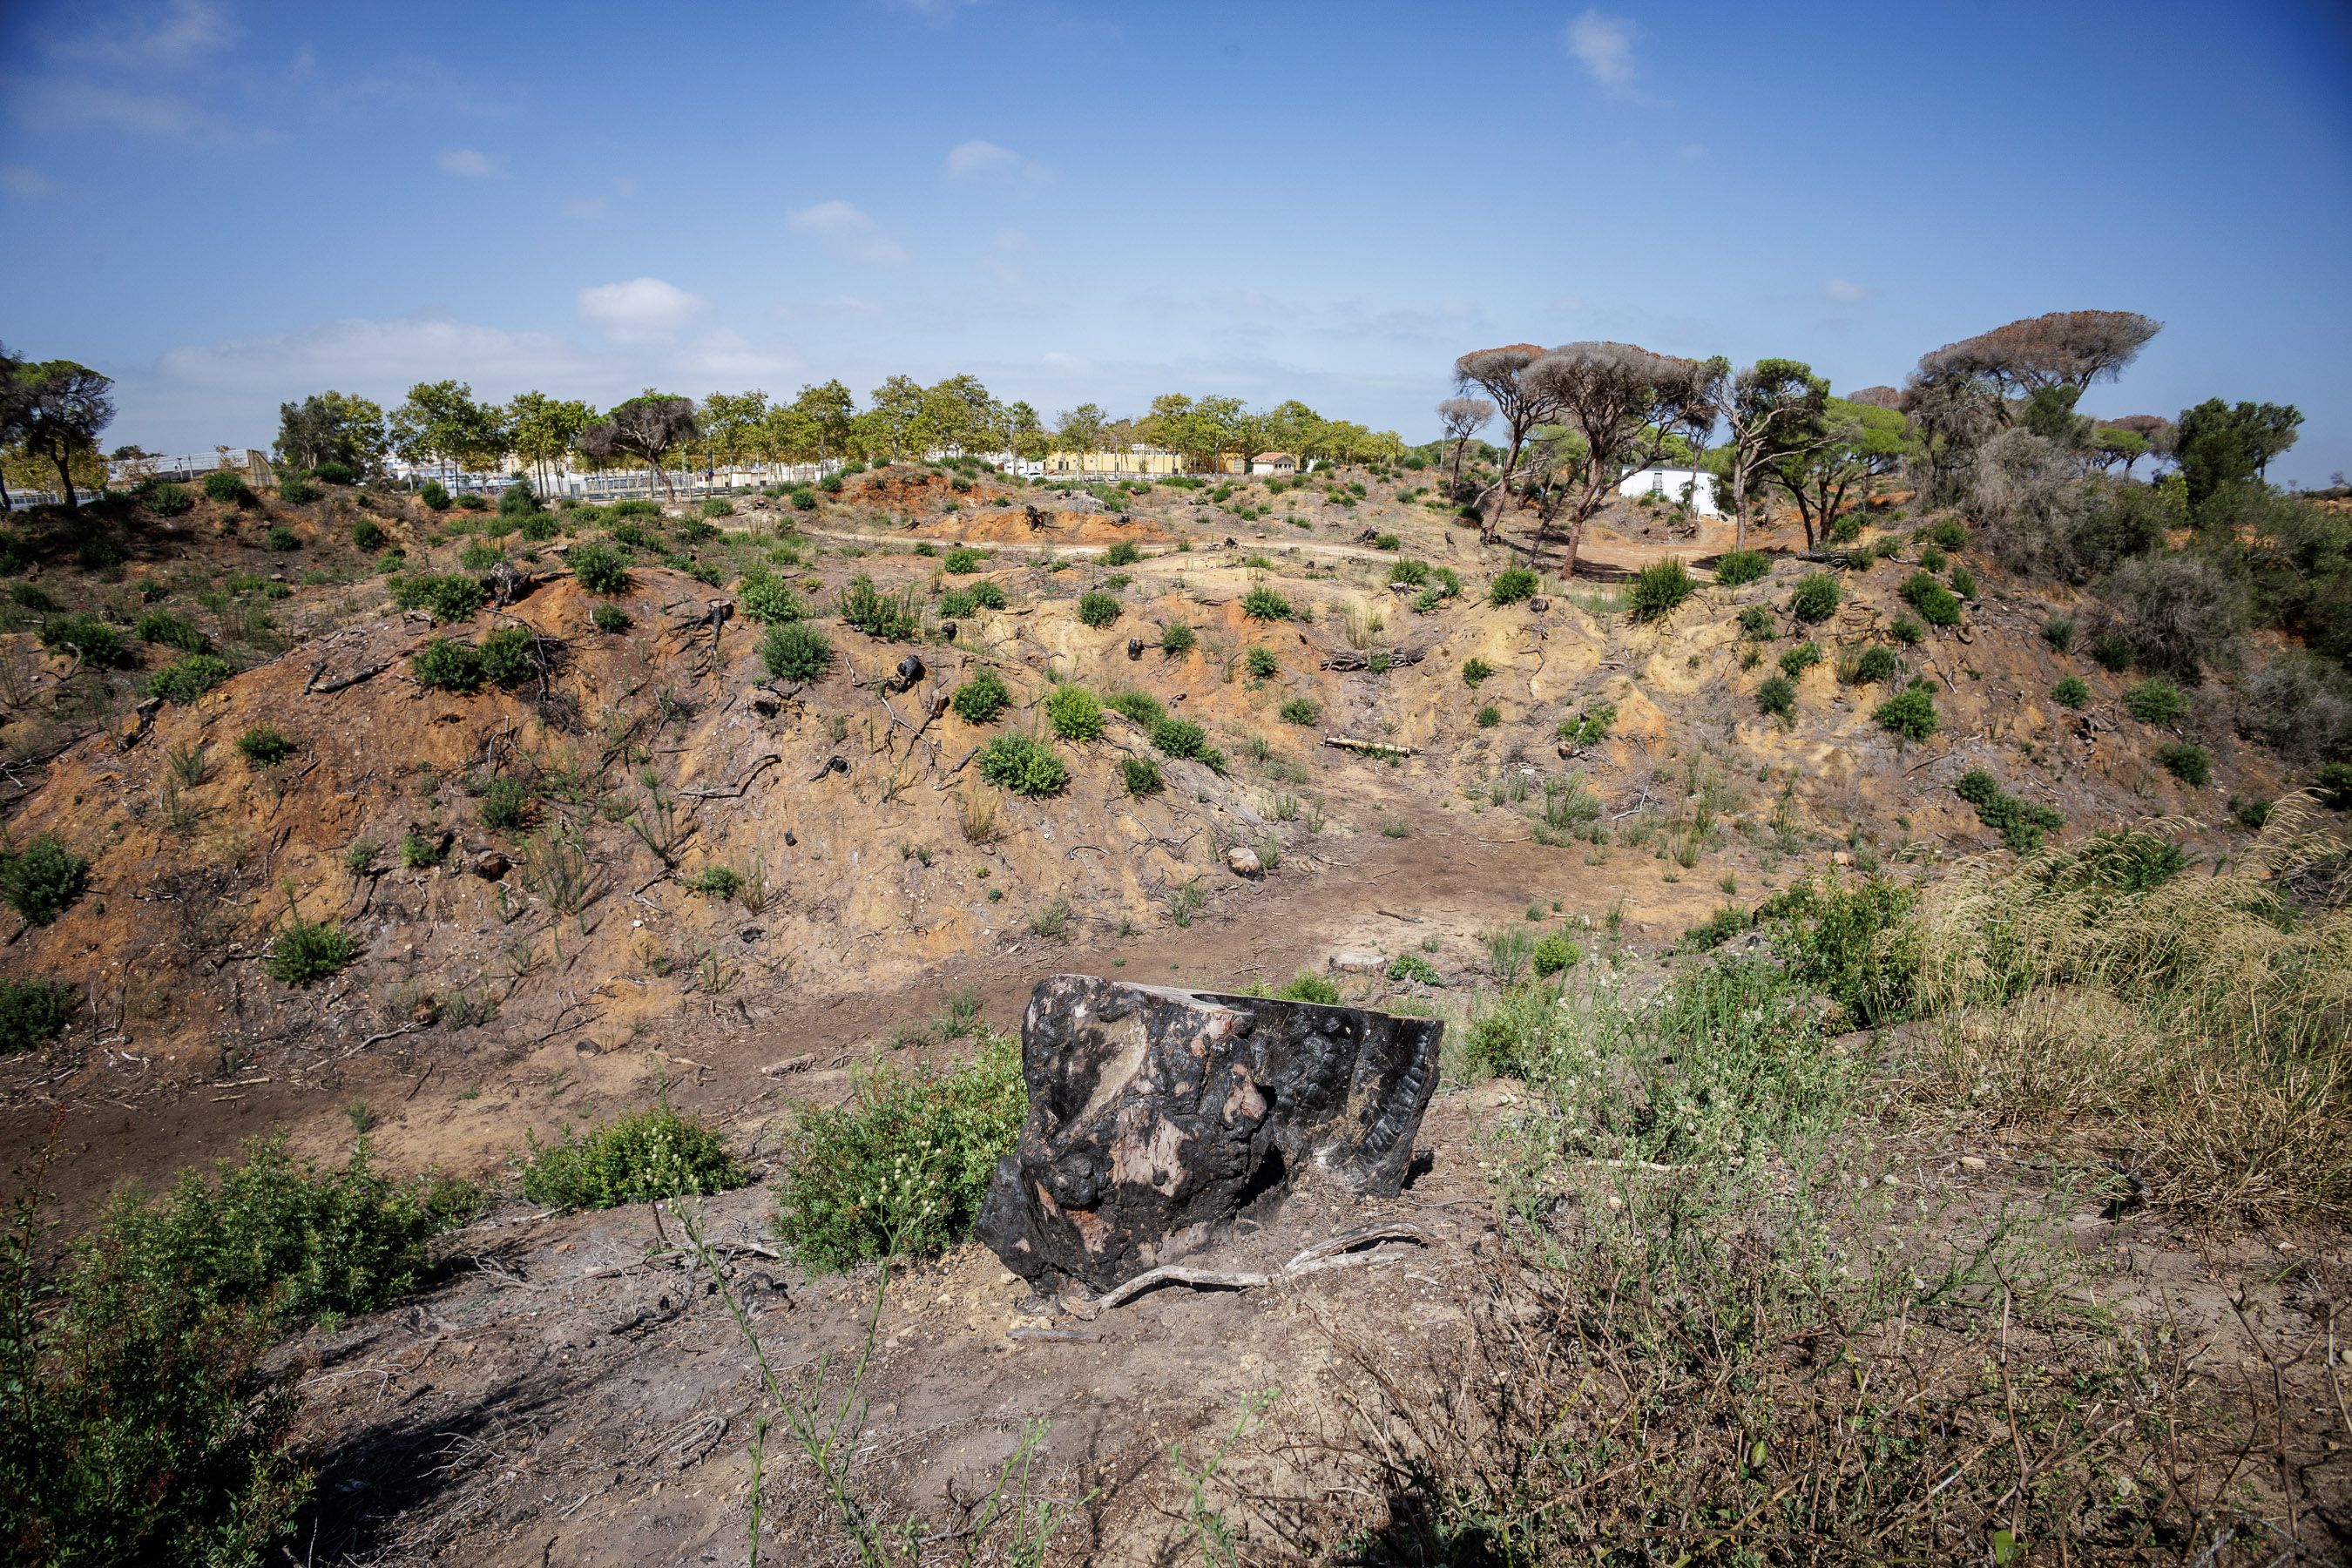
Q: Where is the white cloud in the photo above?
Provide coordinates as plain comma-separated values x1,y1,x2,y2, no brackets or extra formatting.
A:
1564,10,1637,87
1822,278,1875,303
0,165,50,198
945,139,1052,187
576,277,712,341
674,328,798,380
436,146,499,178
51,0,238,68
3,73,262,141
787,200,910,267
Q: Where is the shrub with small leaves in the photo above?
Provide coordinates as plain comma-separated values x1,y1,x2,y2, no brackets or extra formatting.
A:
2042,615,2076,652
399,828,442,869
1898,571,1962,626
570,541,631,594
1778,641,1822,678
1712,549,1770,587
1889,614,1924,645
37,613,132,667
264,524,301,552
1926,518,1968,551
1737,605,1774,639
1850,645,1898,686
2124,678,2188,726
1280,696,1321,726
969,580,1006,610
1874,681,1940,742
2155,742,2211,785
262,914,356,985
144,480,194,516
352,517,389,551
1476,705,1501,727
1389,558,1429,587
390,572,487,623
1755,674,1797,720
478,776,531,831
1788,571,1842,624
737,572,804,623
0,976,78,1053
591,603,631,633
1045,685,1104,740
1245,645,1279,679
1150,716,1213,760
1076,591,1121,628
2,835,89,926
1160,622,1196,656
760,621,832,681
1277,973,1342,1004
1531,932,1582,976
1462,657,1494,687
1108,689,1166,727
2315,762,2352,811
838,573,920,639
410,636,484,692
145,653,234,703
683,865,742,899
943,547,984,573
936,586,977,618
201,470,251,504
977,733,1068,795
1558,704,1617,748
1489,566,1538,606
2052,675,2091,707
477,625,537,686
416,478,451,510
1954,768,2065,852
1102,538,1142,566
1241,585,1295,621
135,610,208,652
951,667,1012,724
2090,631,2135,672
1947,565,1977,599
1120,755,1164,795
235,725,295,767
522,1101,747,1209
1629,559,1697,621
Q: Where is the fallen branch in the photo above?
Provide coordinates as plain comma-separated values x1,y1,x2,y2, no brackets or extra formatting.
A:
1064,1220,1433,1319
306,659,392,696
680,754,780,800
1323,735,1419,758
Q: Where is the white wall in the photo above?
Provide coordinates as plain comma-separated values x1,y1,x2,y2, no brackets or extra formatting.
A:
1617,467,1721,518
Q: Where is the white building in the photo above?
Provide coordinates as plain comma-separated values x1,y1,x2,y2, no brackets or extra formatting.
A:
1617,467,1720,518
1248,451,1297,476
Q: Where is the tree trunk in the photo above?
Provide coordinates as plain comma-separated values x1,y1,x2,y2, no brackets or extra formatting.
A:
52,449,76,509
1732,455,1747,553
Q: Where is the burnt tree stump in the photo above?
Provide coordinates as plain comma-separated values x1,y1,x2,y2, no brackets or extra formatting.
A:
976,975,1442,1295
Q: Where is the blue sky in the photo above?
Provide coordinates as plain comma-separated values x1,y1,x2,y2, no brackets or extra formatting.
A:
3,0,2349,482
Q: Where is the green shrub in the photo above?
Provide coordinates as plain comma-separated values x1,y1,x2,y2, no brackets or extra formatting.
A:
1947,565,1977,599
1462,657,1494,687
1389,558,1429,587
569,541,630,594
727,571,801,624
1490,566,1539,606
455,491,489,512
1160,621,1196,656
1076,591,1121,628
1240,645,1277,680
1754,875,1920,1027
313,461,356,485
261,914,355,985
943,547,984,573
760,621,832,681
1737,605,1774,639
791,489,819,511
1531,932,1582,976
1108,689,1166,727
398,828,442,869
76,534,125,571
1,834,88,926
683,865,741,899
591,602,630,632
951,667,1012,723
1755,674,1797,720
1788,571,1842,623
977,733,1067,795
936,586,977,618
1925,518,1968,551
1280,696,1321,726
0,976,77,1053
389,572,486,623
2318,761,2352,810
1778,640,1822,678
1873,681,1939,742
1150,716,1213,760
1954,768,2065,852
1679,905,1754,952
2123,678,2188,726
476,625,537,686
520,1101,746,1209
969,580,1006,609
2155,742,2211,785
1277,972,1342,1004
37,613,132,667
409,636,483,692
1121,755,1165,795
135,610,207,652
351,517,389,551
1712,549,1770,587
145,653,234,703
456,540,501,571
2090,630,2136,672
1629,560,1697,621
1103,539,1141,567
1889,614,1924,645
774,1030,1024,1268
700,497,734,519
478,776,531,831
1044,685,1104,741
2042,614,2077,652
145,480,194,516
1241,585,1295,621
1917,544,1947,574
1850,645,1898,685
415,478,451,510
200,470,251,504
1898,571,1962,626
1558,704,1617,748
2052,675,2091,707
838,573,919,639
262,523,301,556
234,725,295,767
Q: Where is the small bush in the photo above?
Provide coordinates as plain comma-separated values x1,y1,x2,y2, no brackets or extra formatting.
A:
1925,517,1968,551
1558,704,1617,748
1462,657,1494,687
200,470,251,504
389,572,486,623
1277,972,1342,1004
2042,614,2077,652
1120,755,1165,795
1241,585,1295,621
1,834,88,926
1629,560,1696,621
521,1101,747,1209
950,667,1011,724
977,733,1067,795
399,828,442,869
262,914,356,985
1045,685,1103,740
1754,875,1920,1027
1531,932,1582,976
1777,640,1822,678
1474,705,1499,727
1788,571,1842,623
1490,566,1539,606
1280,696,1321,726
774,1031,1024,1268
943,547,984,573
135,609,208,652
1389,558,1429,587
970,580,1006,609
936,586,977,618
352,517,389,551
1108,689,1167,727
1754,674,1797,720
733,571,804,624
417,478,451,510
1712,549,1770,587
2052,675,2091,707
1947,565,1977,599
476,625,537,686
2155,741,2211,785
145,652,234,703
760,621,832,681
1873,681,1939,742
1076,591,1121,628
456,540,501,571
570,540,631,594
1245,645,1280,679
0,976,78,1052
2123,678,2188,726
234,724,295,767
314,461,357,485
1737,605,1774,639
1159,621,1196,656
145,480,194,516
838,574,919,639
1897,571,1962,626
410,636,483,692
1150,716,1213,760
591,602,631,632
700,496,734,519
1889,614,1924,645
37,613,132,667
2090,630,2136,672
478,776,531,831
1848,645,1898,685
2319,761,2352,810
1954,768,2065,852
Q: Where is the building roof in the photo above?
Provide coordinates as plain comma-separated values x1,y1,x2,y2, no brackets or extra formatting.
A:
1253,451,1294,462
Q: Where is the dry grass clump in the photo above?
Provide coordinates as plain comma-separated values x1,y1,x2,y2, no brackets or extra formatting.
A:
1910,799,2352,1225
